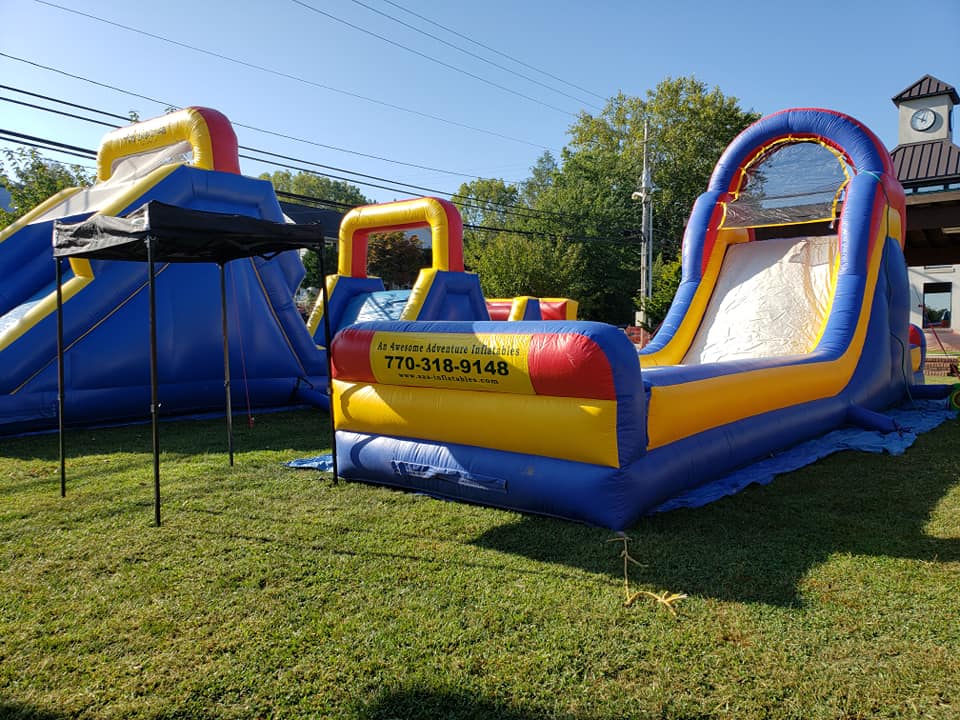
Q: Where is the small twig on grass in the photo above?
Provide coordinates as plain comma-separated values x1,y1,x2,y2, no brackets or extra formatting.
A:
624,589,689,616
609,534,687,616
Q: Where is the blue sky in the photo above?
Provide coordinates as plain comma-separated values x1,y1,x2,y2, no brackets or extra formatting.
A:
1,0,958,205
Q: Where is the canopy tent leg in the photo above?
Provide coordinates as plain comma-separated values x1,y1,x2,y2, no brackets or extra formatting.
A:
220,263,234,466
318,242,338,483
147,238,161,527
56,258,66,498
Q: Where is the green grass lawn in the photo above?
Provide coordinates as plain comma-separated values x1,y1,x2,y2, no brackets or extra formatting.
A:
1,409,959,719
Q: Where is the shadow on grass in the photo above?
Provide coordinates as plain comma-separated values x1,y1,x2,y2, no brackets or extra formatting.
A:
0,408,329,463
354,685,593,720
471,424,960,607
0,701,68,719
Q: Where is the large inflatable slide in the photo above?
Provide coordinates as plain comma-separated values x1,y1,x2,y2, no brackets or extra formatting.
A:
329,109,932,530
0,108,328,434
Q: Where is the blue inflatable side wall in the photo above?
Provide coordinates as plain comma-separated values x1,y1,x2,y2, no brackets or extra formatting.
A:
0,167,328,434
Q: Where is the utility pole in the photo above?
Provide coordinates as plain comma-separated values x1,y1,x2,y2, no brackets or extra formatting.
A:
632,121,654,328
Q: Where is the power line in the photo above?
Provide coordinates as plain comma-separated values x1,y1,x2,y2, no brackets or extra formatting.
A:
242,147,581,225
380,0,608,103
290,0,578,117
0,84,132,123
0,66,525,182
234,122,489,182
240,148,573,226
0,130,98,169
0,96,117,129
343,0,601,110
463,222,641,246
0,133,635,246
0,129,97,158
272,189,638,246
275,189,356,211
28,4,555,151
0,92,583,226
240,150,433,200
0,53,178,108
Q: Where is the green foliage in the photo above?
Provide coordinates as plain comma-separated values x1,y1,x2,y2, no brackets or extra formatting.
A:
454,76,756,324
259,169,368,207
368,230,424,288
453,176,521,245
520,151,559,207
636,253,683,331
260,170,369,287
643,76,761,256
464,233,584,301
555,76,758,260
301,243,338,288
0,148,92,230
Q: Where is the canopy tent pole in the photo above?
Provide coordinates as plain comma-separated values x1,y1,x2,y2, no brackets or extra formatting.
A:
52,201,338,522
219,262,234,466
318,241,338,483
147,237,161,526
55,258,66,498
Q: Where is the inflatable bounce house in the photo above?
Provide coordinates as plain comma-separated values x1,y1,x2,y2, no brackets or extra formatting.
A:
303,195,576,347
0,108,329,435
328,108,944,530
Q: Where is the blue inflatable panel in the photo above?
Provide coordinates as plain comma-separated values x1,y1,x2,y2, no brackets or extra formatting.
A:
336,431,629,527
343,290,411,325
0,167,329,435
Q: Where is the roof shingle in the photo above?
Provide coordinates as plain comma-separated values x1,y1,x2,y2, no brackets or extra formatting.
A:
892,74,959,105
891,139,960,186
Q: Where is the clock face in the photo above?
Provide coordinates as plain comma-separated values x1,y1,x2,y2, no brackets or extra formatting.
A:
910,108,937,132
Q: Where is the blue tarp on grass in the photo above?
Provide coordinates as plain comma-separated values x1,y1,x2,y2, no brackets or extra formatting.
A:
287,399,957,516
650,399,957,513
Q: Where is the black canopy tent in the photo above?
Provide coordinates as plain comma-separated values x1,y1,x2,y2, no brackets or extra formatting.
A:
53,200,338,525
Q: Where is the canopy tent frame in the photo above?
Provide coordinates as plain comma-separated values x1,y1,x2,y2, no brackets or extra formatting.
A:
53,200,338,525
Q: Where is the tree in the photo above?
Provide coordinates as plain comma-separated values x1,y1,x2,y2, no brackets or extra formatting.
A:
520,151,559,207
559,78,758,258
524,76,758,322
0,148,92,230
453,177,520,245
301,243,339,290
464,232,584,302
259,170,369,286
258,169,369,208
643,77,760,257
367,230,424,289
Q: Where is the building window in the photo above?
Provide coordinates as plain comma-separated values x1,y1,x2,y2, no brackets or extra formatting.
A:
923,281,952,328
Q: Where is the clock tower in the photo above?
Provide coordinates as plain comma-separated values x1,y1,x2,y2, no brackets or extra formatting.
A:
890,75,959,193
893,74,956,145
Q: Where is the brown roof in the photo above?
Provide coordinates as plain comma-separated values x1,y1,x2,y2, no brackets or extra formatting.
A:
891,139,960,186
892,74,959,105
